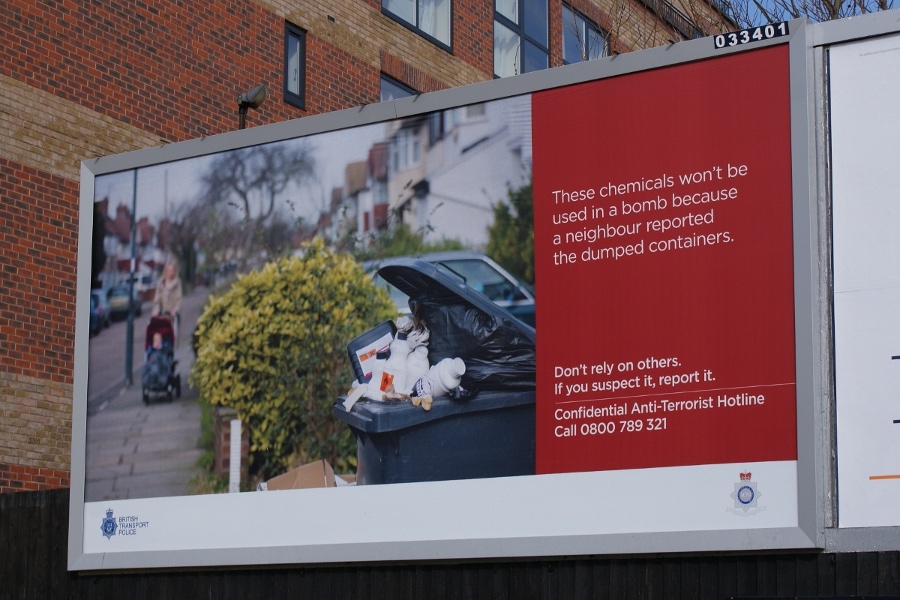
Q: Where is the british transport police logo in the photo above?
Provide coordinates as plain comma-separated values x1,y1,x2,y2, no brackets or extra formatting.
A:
101,508,117,539
728,472,766,516
98,508,150,538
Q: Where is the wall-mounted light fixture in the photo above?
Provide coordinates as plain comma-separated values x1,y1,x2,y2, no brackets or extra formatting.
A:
237,85,268,129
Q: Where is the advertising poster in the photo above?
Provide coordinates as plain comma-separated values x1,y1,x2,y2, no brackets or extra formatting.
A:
831,32,900,528
72,38,811,570
532,45,797,474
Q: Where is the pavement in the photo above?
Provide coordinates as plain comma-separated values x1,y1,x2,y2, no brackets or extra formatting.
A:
83,289,209,502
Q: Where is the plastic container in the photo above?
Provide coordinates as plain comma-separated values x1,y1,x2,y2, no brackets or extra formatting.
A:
381,332,410,393
347,320,396,383
405,345,430,388
334,258,536,485
411,357,465,398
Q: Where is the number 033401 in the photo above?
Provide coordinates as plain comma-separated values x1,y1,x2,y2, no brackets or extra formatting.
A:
714,22,788,49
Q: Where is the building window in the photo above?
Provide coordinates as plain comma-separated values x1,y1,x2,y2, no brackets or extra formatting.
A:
382,0,451,49
494,0,548,78
390,127,421,173
465,103,486,118
381,75,416,102
284,23,306,109
562,4,607,64
428,112,445,144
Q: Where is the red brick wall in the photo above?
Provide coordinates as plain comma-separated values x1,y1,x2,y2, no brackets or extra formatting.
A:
380,52,449,95
307,35,380,112
0,0,385,143
0,159,77,490
0,158,79,384
453,0,494,75
0,464,70,493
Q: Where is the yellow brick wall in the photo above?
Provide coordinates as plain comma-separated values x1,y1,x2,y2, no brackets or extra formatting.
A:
0,373,73,475
0,74,168,183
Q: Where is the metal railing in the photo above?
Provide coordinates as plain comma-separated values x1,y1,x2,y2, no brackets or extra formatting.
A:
640,0,706,39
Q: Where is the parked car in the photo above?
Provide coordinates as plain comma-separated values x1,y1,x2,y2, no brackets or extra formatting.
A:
89,293,101,336
89,290,111,334
107,285,142,320
368,252,535,327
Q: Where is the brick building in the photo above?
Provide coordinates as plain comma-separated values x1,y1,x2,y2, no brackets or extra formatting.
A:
0,0,730,493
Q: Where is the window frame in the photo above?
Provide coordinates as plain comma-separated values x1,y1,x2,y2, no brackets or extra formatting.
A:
390,126,422,173
561,3,608,65
382,0,453,51
283,22,306,110
493,0,549,78
380,74,417,103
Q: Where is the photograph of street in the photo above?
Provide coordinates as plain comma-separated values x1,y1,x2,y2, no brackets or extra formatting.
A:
83,94,534,500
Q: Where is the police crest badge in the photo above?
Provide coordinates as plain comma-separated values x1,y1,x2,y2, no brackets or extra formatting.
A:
729,471,763,514
101,508,117,539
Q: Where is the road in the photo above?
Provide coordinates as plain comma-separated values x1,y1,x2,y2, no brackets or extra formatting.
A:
83,286,211,502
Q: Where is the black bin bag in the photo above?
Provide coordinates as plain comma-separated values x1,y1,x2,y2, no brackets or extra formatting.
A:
379,258,535,393
333,258,537,485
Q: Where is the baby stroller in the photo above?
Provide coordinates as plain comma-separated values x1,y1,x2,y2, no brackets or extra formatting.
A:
141,315,181,404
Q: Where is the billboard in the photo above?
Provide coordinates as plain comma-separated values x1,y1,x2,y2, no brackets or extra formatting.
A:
70,26,818,571
831,31,900,528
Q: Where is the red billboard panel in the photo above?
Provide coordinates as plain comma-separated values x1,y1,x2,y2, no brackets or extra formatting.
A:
533,45,796,473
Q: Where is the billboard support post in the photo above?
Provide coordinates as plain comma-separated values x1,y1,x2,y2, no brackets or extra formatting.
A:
124,169,138,387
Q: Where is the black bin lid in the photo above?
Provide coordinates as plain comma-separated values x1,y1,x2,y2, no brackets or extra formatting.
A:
378,259,535,392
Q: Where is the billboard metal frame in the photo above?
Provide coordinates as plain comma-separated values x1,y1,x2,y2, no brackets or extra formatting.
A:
68,13,891,570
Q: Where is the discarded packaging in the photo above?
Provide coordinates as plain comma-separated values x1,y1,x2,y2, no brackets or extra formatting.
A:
257,459,336,491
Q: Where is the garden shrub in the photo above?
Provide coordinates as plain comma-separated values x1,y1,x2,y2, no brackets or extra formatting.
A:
191,238,397,480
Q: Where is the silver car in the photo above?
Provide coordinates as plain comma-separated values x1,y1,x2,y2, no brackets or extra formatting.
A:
368,252,535,327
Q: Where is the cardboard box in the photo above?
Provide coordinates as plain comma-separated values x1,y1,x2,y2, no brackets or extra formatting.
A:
258,459,336,491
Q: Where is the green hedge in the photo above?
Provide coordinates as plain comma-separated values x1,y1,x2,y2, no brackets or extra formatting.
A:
191,239,397,480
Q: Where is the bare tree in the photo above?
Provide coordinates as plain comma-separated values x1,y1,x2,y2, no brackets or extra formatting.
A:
714,0,894,28
164,197,242,287
200,141,316,269
201,141,315,227
562,4,609,62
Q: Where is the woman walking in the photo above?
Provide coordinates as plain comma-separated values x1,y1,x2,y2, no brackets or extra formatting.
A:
152,261,183,342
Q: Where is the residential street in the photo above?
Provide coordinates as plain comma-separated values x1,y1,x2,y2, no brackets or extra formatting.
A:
84,286,210,502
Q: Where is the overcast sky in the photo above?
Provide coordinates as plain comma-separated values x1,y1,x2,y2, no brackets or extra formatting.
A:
94,121,388,228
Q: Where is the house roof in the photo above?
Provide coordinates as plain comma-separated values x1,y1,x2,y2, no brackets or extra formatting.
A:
344,161,368,196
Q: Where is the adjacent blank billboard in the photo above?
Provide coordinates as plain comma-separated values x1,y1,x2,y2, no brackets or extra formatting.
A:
831,31,900,528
